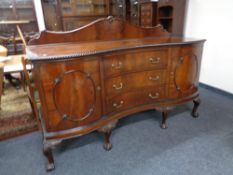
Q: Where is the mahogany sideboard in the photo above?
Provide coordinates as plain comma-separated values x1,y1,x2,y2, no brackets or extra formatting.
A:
26,17,205,171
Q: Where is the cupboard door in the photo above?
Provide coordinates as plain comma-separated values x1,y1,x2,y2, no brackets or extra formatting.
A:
169,45,203,99
38,58,102,132
174,54,198,94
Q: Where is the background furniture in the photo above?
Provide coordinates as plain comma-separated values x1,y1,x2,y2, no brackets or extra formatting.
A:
3,55,30,74
0,45,7,109
41,0,187,36
129,0,140,25
2,54,32,91
139,0,187,36
26,17,205,171
139,1,157,27
42,0,128,31
0,63,3,109
157,0,187,36
0,22,29,89
21,56,40,128
0,54,38,141
0,0,38,54
0,20,29,49
0,45,8,57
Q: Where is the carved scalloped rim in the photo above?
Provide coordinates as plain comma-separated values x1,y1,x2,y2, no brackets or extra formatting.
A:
27,40,206,61
28,16,170,45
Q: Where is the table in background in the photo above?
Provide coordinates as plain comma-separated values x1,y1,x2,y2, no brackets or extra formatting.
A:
0,45,7,57
2,55,32,91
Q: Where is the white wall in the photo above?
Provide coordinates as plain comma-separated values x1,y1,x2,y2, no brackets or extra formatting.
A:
185,0,233,94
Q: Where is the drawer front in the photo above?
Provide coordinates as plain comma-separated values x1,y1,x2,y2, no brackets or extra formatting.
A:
106,87,165,113
103,49,168,77
105,70,166,98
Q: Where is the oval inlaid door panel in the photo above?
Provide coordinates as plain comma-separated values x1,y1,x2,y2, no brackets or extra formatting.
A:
174,54,198,94
53,70,96,122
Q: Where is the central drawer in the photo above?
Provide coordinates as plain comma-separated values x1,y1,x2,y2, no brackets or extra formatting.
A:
105,69,166,98
103,49,168,77
106,87,165,114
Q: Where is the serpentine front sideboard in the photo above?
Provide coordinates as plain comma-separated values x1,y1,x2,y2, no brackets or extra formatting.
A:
26,17,205,171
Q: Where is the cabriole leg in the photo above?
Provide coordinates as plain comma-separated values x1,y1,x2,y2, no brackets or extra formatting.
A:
103,130,112,151
161,111,168,129
43,142,55,171
98,120,118,151
192,98,201,118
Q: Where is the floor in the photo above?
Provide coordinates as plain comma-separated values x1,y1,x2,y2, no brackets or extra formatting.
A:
0,83,37,140
0,87,233,175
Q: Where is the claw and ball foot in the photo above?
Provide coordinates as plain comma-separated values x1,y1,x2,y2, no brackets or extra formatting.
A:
192,98,200,118
103,131,112,151
98,120,118,151
43,143,55,171
161,111,168,129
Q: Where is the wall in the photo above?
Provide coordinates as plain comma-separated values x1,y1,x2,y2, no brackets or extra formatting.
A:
185,0,233,94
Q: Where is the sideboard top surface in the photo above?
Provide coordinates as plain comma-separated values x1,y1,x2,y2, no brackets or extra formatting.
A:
27,37,205,61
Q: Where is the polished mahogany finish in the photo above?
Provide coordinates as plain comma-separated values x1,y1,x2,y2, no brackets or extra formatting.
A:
26,17,205,171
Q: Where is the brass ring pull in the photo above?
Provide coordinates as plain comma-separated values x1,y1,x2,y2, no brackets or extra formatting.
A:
149,93,159,99
113,83,123,90
149,57,160,64
149,76,160,81
113,101,124,108
112,62,122,70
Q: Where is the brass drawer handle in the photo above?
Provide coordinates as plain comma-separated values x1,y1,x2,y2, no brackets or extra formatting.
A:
113,101,124,108
113,82,123,90
149,93,159,99
149,76,160,81
149,57,160,64
111,62,122,70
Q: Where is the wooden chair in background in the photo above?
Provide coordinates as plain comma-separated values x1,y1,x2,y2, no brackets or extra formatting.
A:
0,63,3,109
21,56,40,129
0,20,29,54
0,45,7,109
